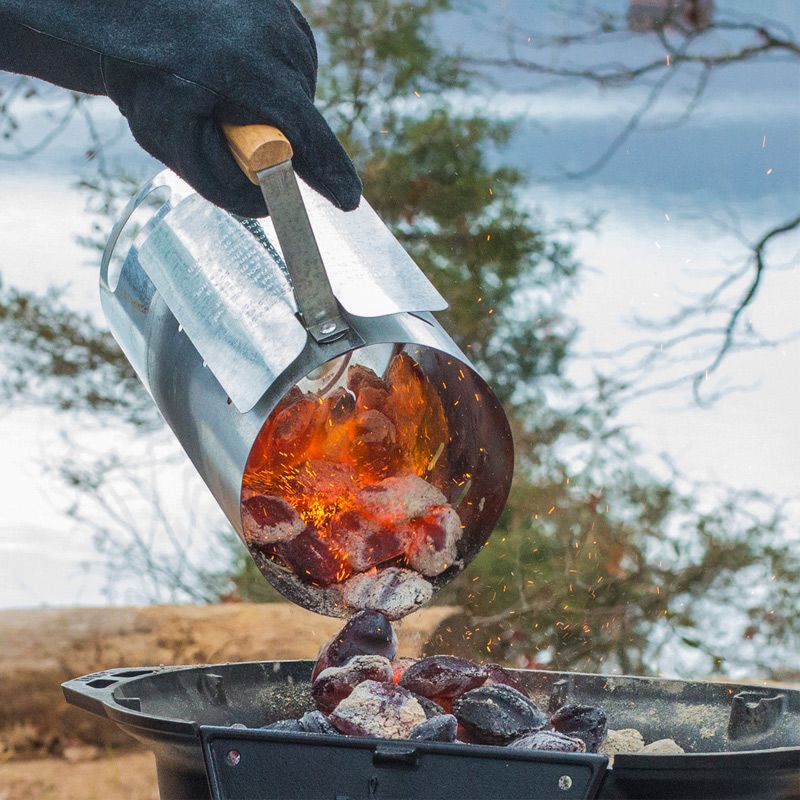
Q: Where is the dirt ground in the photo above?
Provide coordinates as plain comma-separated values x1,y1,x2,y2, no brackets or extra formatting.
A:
2,604,794,799
0,750,158,800
0,602,455,799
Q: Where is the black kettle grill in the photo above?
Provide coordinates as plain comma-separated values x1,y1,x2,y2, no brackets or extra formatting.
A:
63,659,800,800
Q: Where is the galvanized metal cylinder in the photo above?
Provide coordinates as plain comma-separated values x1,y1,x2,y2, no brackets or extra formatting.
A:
101,172,513,616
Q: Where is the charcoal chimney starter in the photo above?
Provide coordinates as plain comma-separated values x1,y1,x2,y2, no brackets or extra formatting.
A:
100,171,514,616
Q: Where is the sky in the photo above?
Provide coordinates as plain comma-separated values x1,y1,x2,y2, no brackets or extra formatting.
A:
0,1,798,612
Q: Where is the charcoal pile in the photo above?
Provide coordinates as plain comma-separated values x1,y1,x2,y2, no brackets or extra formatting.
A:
254,611,688,755
233,352,686,756
250,610,683,756
240,354,469,618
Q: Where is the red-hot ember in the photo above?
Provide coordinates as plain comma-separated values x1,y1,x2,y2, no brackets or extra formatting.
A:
241,353,463,598
258,612,612,750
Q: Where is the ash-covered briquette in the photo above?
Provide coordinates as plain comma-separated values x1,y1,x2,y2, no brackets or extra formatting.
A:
406,505,463,576
311,655,394,714
399,655,487,701
600,728,646,756
482,663,530,696
242,495,305,545
509,730,586,753
329,680,426,739
453,684,548,745
261,710,338,735
640,738,685,755
330,510,406,573
298,710,338,735
311,609,397,681
409,714,458,742
339,567,433,619
358,475,448,523
312,610,397,680
413,694,446,719
550,703,608,753
261,718,304,732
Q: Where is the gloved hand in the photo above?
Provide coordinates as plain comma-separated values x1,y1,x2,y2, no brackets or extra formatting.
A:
0,0,361,217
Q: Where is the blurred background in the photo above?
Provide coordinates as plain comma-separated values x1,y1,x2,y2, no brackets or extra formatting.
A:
0,0,798,795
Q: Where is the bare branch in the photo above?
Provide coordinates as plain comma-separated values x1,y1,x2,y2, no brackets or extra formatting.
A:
556,67,676,181
692,213,800,400
0,85,82,160
646,64,710,130
478,6,800,401
468,16,799,86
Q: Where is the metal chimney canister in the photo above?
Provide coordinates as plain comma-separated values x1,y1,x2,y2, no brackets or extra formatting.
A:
100,171,513,616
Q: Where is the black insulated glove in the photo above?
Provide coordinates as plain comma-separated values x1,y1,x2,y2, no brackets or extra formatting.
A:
0,0,361,217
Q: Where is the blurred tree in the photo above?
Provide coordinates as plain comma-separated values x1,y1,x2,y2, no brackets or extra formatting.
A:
0,279,151,424
0,0,798,677
467,1,800,404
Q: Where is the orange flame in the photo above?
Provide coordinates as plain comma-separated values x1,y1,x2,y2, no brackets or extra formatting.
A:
242,353,451,584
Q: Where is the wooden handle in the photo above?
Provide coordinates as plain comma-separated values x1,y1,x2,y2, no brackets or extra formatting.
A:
223,123,293,184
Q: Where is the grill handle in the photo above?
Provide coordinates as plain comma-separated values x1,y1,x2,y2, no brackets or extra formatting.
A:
373,744,419,766
62,669,156,719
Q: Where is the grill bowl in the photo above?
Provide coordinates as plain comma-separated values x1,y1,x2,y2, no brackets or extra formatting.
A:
63,660,800,800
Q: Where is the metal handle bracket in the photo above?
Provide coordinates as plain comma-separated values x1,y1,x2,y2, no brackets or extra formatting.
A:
257,162,350,343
